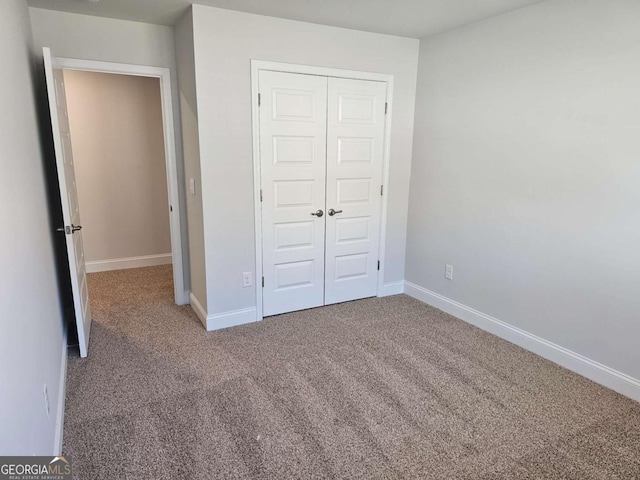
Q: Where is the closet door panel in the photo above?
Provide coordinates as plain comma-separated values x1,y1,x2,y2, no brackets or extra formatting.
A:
259,71,328,316
325,77,387,305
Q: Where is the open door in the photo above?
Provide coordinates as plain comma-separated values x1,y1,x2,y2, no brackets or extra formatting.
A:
43,47,92,358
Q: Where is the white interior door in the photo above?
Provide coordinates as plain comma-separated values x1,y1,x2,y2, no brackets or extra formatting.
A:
43,47,92,357
324,77,387,305
259,71,328,316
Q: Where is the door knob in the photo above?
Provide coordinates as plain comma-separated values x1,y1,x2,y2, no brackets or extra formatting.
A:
57,224,82,234
311,209,324,217
328,209,343,216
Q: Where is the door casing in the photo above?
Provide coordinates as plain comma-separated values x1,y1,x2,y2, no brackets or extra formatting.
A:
55,56,188,306
251,60,395,321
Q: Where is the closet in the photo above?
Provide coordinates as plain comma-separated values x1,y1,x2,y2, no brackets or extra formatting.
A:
258,70,388,316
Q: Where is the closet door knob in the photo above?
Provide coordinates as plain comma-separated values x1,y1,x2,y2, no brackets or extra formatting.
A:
311,209,324,217
328,209,343,216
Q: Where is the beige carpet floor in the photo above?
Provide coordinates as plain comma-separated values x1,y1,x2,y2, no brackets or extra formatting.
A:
63,265,640,479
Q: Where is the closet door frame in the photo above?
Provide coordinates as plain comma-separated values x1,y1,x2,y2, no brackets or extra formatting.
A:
251,60,394,321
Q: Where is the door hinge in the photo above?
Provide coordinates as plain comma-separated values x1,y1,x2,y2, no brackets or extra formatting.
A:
377,261,381,271
262,276,264,287
380,185,384,196
170,205,173,212
258,93,261,106
260,189,263,202
385,102,388,114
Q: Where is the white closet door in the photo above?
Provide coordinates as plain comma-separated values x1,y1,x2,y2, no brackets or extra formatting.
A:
324,77,387,305
260,71,328,316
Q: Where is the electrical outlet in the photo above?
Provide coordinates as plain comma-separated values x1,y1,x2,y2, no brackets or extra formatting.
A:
445,264,454,280
43,384,50,418
242,272,253,287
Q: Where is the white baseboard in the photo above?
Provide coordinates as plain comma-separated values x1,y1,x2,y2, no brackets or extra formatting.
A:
189,292,208,328
53,331,68,456
86,253,172,273
404,281,640,403
188,293,257,331
379,281,405,297
206,307,257,331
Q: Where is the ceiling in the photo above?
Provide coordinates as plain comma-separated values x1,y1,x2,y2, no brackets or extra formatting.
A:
25,0,546,38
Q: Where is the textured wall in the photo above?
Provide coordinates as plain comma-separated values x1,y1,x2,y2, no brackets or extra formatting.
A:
0,0,66,455
175,9,207,310
407,0,640,380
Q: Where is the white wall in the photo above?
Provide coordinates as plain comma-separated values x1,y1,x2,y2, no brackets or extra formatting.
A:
407,0,640,382
191,5,419,316
29,8,189,287
175,9,207,311
0,0,66,455
64,70,171,264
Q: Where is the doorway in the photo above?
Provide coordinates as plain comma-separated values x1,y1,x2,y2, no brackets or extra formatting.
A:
56,57,186,307
63,70,172,277
44,49,186,357
252,62,394,318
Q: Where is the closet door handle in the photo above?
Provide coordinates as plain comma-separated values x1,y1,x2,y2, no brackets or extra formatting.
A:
328,209,343,216
311,209,324,217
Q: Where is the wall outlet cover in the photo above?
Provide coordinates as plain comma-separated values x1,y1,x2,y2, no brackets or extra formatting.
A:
445,264,454,280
